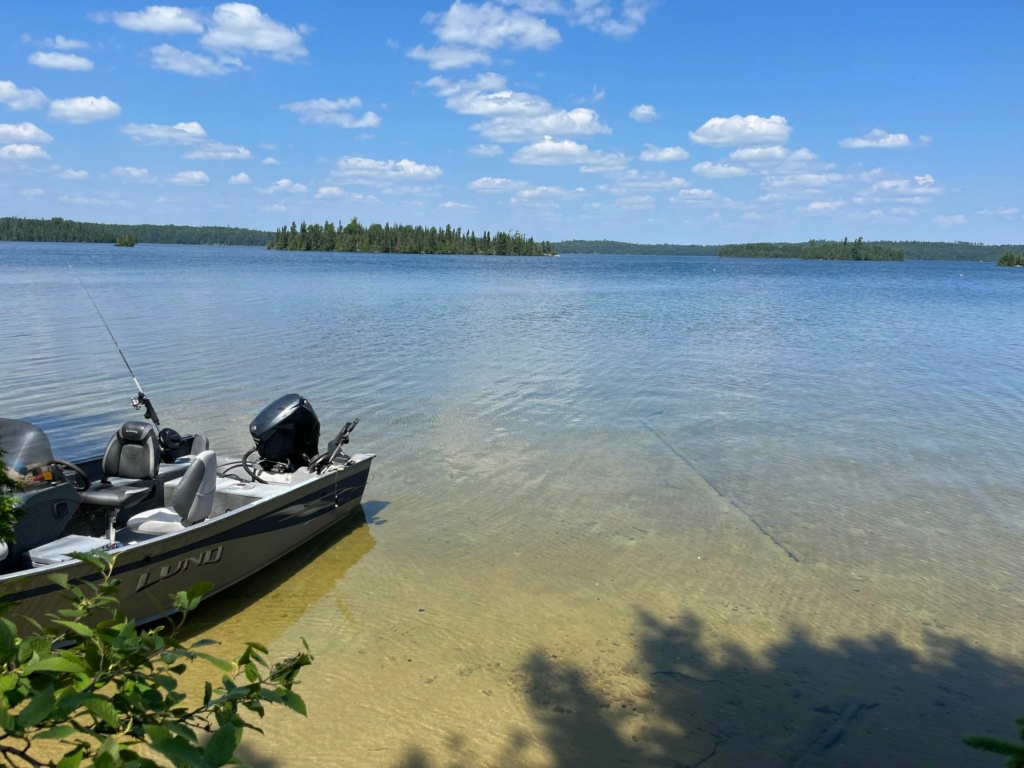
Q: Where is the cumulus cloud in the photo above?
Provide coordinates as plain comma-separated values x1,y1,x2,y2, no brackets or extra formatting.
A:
332,156,444,185
0,80,48,110
629,103,657,122
315,186,343,198
802,200,845,212
476,108,608,141
200,3,309,61
49,96,121,123
28,52,94,71
0,144,50,160
440,200,473,209
407,45,491,70
104,6,205,34
467,176,529,192
42,35,90,50
692,161,749,179
262,178,307,194
868,173,942,202
58,195,109,205
0,123,52,143
169,170,210,185
57,169,89,180
839,129,912,149
689,114,791,146
467,143,503,156
111,166,151,179
510,184,584,205
639,144,687,162
599,169,688,193
280,97,382,129
669,187,717,203
183,141,253,159
229,172,251,184
762,172,846,190
21,188,45,197
510,136,627,171
501,0,653,38
934,214,966,226
426,1,561,50
729,144,790,163
261,156,280,165
150,44,243,76
123,121,208,144
976,206,1019,217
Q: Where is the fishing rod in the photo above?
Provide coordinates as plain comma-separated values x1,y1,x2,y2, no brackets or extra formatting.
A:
67,263,160,425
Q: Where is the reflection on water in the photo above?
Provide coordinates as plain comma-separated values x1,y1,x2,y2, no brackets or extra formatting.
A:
2,243,1023,766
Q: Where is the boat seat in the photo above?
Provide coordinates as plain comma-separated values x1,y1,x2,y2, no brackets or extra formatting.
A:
127,451,217,536
79,421,161,512
27,534,110,568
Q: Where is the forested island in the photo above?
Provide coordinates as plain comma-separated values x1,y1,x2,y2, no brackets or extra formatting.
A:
268,218,555,256
553,239,719,256
719,238,903,261
114,233,136,247
997,252,1024,267
0,217,271,246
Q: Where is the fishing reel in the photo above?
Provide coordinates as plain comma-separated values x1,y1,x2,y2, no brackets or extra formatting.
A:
131,391,160,425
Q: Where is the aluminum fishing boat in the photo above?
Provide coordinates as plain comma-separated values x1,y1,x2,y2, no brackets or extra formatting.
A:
0,393,373,627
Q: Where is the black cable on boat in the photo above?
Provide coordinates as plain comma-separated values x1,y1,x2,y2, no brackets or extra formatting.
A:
67,263,160,425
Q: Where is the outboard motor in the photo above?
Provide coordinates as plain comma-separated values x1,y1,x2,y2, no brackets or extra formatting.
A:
249,394,320,472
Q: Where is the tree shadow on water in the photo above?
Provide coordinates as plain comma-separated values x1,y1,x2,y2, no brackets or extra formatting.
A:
398,611,1023,768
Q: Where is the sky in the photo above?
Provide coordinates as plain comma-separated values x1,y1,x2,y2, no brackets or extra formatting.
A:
1,0,1022,244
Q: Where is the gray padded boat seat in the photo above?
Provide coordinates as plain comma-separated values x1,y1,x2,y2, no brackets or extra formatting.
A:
79,421,160,511
27,534,109,567
127,451,217,536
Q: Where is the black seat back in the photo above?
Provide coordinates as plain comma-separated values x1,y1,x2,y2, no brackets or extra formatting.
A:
101,421,160,482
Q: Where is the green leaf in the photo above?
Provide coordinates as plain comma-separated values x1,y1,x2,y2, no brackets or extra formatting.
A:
24,655,88,674
0,618,16,661
279,690,307,716
56,747,84,768
69,551,111,572
50,620,93,639
48,572,70,589
36,723,78,740
203,723,238,767
144,726,206,768
17,685,56,728
185,582,215,603
194,652,233,673
83,696,120,729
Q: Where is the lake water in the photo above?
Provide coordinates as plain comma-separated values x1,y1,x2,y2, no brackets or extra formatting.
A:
1,242,1022,767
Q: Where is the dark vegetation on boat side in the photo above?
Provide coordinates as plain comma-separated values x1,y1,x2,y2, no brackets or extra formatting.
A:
719,238,904,261
997,251,1024,267
555,239,1024,261
0,217,272,246
268,217,556,256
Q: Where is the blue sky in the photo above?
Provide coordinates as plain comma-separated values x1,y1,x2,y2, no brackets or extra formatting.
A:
1,1,1022,244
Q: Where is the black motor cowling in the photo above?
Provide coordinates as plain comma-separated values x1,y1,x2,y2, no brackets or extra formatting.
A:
249,394,320,471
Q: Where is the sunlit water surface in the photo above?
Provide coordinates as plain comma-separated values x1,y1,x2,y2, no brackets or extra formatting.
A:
2,243,1023,767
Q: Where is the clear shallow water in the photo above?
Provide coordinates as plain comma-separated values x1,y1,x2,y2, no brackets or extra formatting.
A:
2,243,1023,766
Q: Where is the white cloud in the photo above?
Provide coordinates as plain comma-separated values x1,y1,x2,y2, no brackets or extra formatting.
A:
0,123,52,143
802,200,845,212
259,142,276,150
599,169,689,192
501,0,653,38
261,156,280,165
839,129,911,149
440,200,473,209
763,172,846,189
111,166,151,179
976,206,1019,217
510,136,627,171
729,144,790,163
690,114,791,146
934,214,966,226
612,194,654,209
280,98,381,129
150,44,243,76
123,121,208,145
262,178,307,194
692,161,749,179
107,6,204,34
184,141,253,159
229,172,252,184
57,169,89,180
467,143,503,156
0,143,49,160
264,203,287,212
407,45,491,70
58,194,108,205
468,176,529,192
868,174,941,200
200,3,309,61
427,1,561,50
315,186,343,198
629,103,657,122
0,80,48,110
476,108,608,141
511,184,584,202
42,35,90,50
669,187,717,203
332,156,444,185
49,96,121,123
640,144,687,162
21,188,45,197
169,170,210,185
28,52,94,71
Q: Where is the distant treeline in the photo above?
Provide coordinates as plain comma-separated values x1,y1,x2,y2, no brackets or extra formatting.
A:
0,217,272,246
997,252,1024,267
553,239,719,256
719,238,903,261
554,239,1024,261
269,218,555,256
